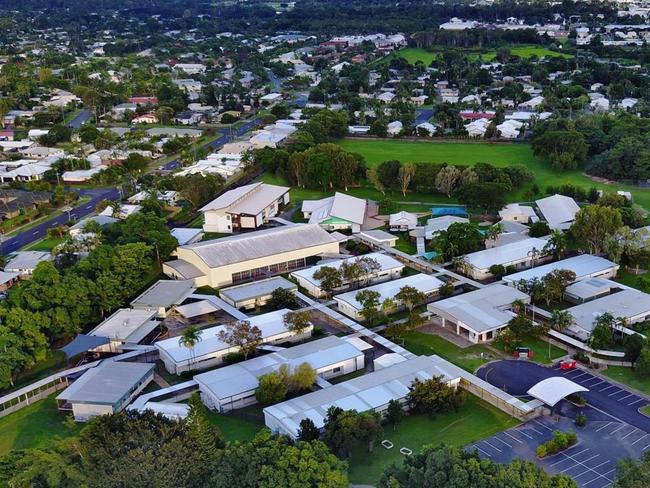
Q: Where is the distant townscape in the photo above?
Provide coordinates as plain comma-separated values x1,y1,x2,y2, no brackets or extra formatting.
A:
2,1,650,487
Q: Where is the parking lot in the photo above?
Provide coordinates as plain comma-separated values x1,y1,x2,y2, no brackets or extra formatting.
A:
467,416,650,488
478,360,650,432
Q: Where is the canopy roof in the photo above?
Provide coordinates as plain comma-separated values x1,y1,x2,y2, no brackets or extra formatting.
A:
527,377,588,407
60,334,110,358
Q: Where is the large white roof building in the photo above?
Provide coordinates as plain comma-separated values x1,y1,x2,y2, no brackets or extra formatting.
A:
503,254,619,286
536,194,580,230
163,224,340,288
302,192,368,233
463,237,549,280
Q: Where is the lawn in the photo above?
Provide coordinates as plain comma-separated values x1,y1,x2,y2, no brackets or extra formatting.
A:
401,331,498,373
0,394,81,457
22,236,65,251
493,334,567,364
205,410,262,442
641,405,650,416
394,232,417,254
337,139,650,208
602,366,650,397
347,394,520,485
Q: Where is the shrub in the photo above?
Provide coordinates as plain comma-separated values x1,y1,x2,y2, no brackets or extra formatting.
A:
223,351,245,364
489,264,506,277
567,394,586,406
536,445,547,458
575,412,587,427
439,282,454,297
538,430,578,457
312,325,324,337
505,265,517,274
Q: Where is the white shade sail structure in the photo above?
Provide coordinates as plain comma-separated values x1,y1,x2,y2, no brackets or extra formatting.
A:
527,377,589,407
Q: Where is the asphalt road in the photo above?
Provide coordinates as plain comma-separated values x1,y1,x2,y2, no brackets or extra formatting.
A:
160,117,263,171
477,360,650,432
415,107,434,125
1,187,120,255
66,109,92,129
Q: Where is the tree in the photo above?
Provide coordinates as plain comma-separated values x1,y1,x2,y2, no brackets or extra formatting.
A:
370,119,388,137
571,205,623,254
312,266,342,296
282,310,311,335
156,105,174,124
297,418,321,442
355,289,382,324
376,160,401,189
384,399,404,430
380,445,577,488
544,229,568,260
542,269,576,306
457,182,508,213
397,163,416,196
529,221,551,237
588,313,616,350
290,362,317,392
435,165,461,197
406,377,465,416
550,309,573,333
179,326,203,372
624,334,645,367
122,153,149,175
614,450,650,488
217,320,262,360
636,346,650,376
210,429,348,488
187,392,224,459
267,287,298,310
432,222,484,260
322,407,361,459
358,411,383,453
367,168,385,195
256,372,288,405
112,212,178,262
533,130,588,172
395,285,427,312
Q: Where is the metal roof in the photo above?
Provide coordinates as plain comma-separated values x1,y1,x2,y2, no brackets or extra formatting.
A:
536,194,580,229
464,237,548,271
334,274,444,312
503,254,618,285
131,280,196,309
89,308,158,343
527,377,588,407
220,276,297,304
182,224,338,268
56,361,154,406
567,289,650,334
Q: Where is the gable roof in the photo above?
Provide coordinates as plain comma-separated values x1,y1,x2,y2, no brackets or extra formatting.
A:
536,194,580,230
304,193,367,225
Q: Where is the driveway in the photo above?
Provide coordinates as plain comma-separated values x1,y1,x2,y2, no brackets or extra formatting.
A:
66,109,91,129
1,187,120,255
477,360,650,432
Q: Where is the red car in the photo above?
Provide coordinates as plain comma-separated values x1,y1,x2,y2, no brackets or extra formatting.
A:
560,359,577,371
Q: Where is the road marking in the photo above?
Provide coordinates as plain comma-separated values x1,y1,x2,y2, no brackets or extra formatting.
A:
643,443,650,451
609,424,627,435
584,380,604,387
618,393,635,402
631,433,648,446
503,431,524,444
559,451,613,484
628,398,645,406
494,436,512,448
517,429,534,439
588,460,611,472
482,440,502,453
527,425,543,435
622,428,639,439
583,475,609,487
572,372,589,380
533,419,554,432
561,454,600,472
608,389,625,397
474,446,492,457
550,448,590,467
599,385,616,393
596,422,612,432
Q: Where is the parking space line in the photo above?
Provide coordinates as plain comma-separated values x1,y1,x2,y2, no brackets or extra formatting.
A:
482,440,502,453
503,431,524,444
527,425,543,435
559,452,613,484
572,372,589,380
474,446,492,458
584,380,604,387
609,424,626,435
551,448,590,466
608,389,625,397
517,429,534,439
618,393,635,402
622,428,639,440
494,436,512,448
599,385,616,393
589,460,611,472
631,434,648,446
550,457,575,468
533,419,554,432
561,454,600,473
596,422,612,432
628,398,645,406
583,475,608,487
643,443,650,451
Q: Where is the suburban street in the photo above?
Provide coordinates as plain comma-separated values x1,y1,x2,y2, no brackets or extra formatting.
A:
1,187,120,255
66,109,92,129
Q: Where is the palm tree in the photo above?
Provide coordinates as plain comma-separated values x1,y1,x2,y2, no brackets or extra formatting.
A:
178,326,203,372
544,229,568,260
550,310,573,332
